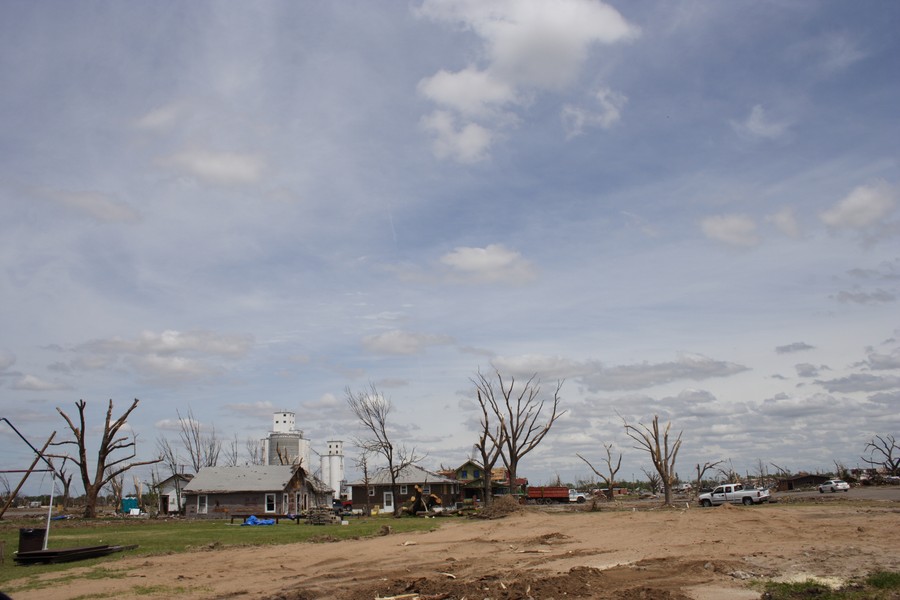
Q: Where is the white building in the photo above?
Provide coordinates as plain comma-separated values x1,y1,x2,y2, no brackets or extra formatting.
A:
261,412,344,499
263,411,310,470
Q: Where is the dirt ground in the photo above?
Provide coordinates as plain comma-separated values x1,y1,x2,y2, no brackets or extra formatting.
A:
7,498,900,600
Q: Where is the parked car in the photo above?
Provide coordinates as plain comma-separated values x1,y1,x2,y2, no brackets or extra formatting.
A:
698,483,770,506
818,480,850,493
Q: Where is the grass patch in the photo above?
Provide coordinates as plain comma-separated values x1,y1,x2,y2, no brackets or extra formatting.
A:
0,514,439,588
762,570,900,599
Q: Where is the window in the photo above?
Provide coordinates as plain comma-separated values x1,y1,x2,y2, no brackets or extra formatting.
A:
265,493,276,513
460,469,468,479
283,493,289,513
400,485,408,496
197,495,208,514
422,485,431,494
474,470,481,479
368,487,375,497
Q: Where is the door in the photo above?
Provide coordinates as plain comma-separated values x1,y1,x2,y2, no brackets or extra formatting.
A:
383,491,394,513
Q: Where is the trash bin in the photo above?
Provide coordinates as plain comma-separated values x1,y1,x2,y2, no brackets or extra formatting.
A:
18,528,45,553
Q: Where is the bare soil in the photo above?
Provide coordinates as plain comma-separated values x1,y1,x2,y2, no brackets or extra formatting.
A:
7,499,900,600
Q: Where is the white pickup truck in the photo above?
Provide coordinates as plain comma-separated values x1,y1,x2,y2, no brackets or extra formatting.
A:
698,483,770,507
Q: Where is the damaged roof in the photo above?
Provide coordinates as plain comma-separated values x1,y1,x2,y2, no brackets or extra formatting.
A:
183,465,306,493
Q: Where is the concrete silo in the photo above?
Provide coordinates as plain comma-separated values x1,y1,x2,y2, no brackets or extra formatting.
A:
263,411,310,470
320,440,345,500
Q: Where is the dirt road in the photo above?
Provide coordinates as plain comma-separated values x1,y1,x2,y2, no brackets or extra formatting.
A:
7,499,900,600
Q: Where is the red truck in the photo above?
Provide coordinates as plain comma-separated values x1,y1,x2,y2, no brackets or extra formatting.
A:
527,486,580,504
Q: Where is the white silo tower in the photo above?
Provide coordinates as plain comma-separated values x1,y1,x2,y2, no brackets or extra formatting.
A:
320,440,345,500
264,411,310,469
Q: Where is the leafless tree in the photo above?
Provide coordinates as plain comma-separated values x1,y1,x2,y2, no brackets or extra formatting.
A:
577,443,622,501
716,460,741,484
354,447,374,514
245,437,266,465
623,415,682,506
642,467,661,494
106,467,126,513
346,384,423,516
695,460,724,493
223,434,240,467
473,382,506,506
177,407,221,472
474,370,564,496
0,474,10,505
55,457,75,509
48,399,161,518
862,434,900,477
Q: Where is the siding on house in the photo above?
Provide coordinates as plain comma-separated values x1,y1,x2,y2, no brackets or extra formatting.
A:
182,465,331,518
349,464,460,511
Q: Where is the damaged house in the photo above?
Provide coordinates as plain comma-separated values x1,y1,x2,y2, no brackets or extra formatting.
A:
182,465,331,518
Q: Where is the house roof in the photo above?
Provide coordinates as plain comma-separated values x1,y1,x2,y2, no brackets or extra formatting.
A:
350,464,456,486
155,473,193,488
183,465,303,493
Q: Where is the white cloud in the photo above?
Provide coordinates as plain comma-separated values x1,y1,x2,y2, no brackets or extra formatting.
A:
80,330,253,358
440,244,536,284
731,104,790,140
820,181,897,229
416,0,638,161
420,110,493,163
417,67,517,117
41,189,141,223
768,207,801,238
126,354,219,381
12,374,70,391
700,214,759,247
134,103,183,131
159,150,266,185
362,330,454,355
561,87,627,138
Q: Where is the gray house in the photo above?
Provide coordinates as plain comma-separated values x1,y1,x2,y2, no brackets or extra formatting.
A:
349,464,459,513
182,465,331,518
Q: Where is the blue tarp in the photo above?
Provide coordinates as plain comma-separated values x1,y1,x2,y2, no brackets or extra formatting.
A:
241,515,275,526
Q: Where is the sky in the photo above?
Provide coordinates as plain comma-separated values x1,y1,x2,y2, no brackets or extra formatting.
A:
1,0,899,496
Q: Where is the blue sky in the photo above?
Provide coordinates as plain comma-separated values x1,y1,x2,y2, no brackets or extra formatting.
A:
1,1,898,493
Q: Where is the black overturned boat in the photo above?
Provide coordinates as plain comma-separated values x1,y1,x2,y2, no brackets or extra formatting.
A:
14,544,138,565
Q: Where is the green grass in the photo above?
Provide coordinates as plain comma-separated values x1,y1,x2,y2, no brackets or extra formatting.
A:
0,514,439,590
762,571,900,599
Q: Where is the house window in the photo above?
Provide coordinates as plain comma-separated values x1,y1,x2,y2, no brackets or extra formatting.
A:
283,493,289,513
400,485,408,496
474,470,481,479
197,495,208,515
422,485,431,494
460,470,468,479
368,487,375,497
265,493,276,513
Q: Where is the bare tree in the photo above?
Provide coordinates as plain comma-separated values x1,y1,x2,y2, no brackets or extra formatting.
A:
177,407,221,472
474,370,564,496
862,434,900,477
716,460,741,484
106,467,126,513
56,457,75,509
642,467,661,494
156,436,185,514
48,399,160,518
245,437,266,465
623,415,682,506
695,460,724,493
473,383,506,506
355,447,374,515
346,384,423,516
223,434,240,467
577,443,622,501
